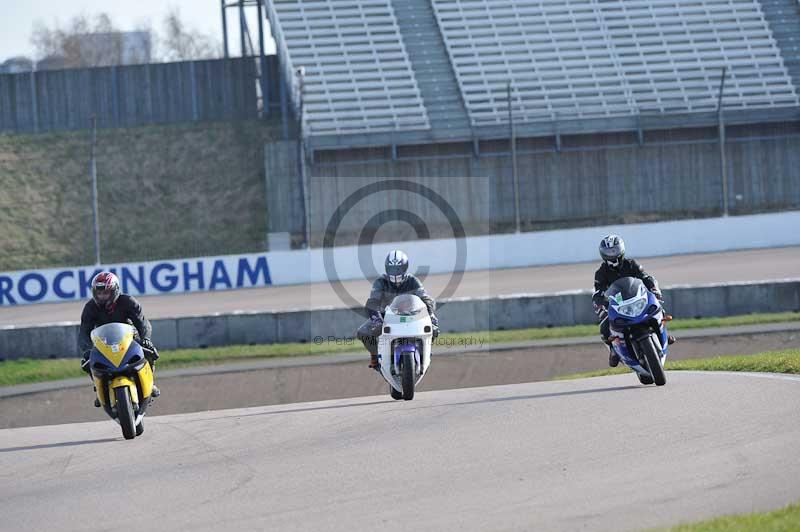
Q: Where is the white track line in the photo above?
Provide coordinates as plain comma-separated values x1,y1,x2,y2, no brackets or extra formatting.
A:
676,370,800,383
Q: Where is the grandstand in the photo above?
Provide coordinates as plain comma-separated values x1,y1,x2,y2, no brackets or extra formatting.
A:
265,0,800,149
265,0,431,137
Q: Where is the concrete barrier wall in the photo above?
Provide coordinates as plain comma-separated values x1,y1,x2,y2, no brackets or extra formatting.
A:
1,279,798,360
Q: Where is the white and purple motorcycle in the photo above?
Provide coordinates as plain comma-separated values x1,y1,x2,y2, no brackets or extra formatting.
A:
376,294,434,400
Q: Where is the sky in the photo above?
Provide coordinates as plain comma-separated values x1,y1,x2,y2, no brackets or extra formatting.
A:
0,0,275,62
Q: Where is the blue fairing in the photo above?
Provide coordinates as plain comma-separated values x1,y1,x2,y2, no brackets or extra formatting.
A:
394,343,417,367
608,290,670,366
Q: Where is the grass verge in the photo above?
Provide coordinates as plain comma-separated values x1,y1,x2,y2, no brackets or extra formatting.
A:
660,501,800,531
1,311,798,388
554,349,800,381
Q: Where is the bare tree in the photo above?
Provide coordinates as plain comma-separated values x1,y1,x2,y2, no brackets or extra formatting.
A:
30,9,220,69
159,8,222,62
31,13,130,69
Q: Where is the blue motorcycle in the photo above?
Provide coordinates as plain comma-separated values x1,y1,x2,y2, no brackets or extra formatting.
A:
605,277,670,386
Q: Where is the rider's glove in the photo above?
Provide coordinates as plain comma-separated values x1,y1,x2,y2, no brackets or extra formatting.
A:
651,288,664,301
369,313,383,326
80,353,92,373
140,338,155,351
593,303,606,318
430,314,439,327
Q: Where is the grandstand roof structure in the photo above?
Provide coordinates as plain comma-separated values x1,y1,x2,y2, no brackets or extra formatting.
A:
265,0,800,150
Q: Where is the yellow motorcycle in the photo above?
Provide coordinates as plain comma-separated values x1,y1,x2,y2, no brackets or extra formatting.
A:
88,323,156,439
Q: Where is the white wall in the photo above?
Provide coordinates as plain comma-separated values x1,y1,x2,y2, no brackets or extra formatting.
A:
277,210,800,284
2,211,798,306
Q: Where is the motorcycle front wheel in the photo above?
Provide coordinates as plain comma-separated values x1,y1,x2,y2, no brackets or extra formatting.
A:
114,387,137,440
401,352,415,400
639,336,666,386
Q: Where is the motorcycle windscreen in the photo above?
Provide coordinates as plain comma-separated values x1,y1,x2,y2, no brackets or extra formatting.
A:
91,323,136,367
388,294,427,316
606,277,645,303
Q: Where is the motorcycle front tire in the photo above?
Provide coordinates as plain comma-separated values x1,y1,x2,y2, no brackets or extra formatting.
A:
115,387,137,440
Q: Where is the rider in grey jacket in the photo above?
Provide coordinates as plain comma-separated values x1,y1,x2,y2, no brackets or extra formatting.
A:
357,250,437,368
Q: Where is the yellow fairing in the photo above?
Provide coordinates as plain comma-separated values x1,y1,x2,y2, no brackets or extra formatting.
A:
94,376,108,406
91,328,134,367
110,376,138,406
136,361,154,400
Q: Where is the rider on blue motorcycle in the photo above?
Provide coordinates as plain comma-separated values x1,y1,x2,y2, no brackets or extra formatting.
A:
357,250,437,368
592,235,674,367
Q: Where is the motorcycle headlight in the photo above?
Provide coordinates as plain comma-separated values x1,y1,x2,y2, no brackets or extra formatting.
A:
616,297,648,317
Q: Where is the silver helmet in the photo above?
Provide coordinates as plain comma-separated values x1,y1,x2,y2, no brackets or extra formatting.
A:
385,250,409,286
599,234,625,269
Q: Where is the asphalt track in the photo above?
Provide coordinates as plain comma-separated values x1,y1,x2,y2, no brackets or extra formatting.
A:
1,247,798,326
3,324,798,429
1,371,799,532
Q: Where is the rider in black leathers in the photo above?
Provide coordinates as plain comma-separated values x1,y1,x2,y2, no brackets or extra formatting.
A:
592,235,673,367
357,250,437,368
78,271,160,401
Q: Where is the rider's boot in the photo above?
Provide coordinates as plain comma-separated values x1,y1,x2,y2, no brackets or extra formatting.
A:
86,363,101,407
667,334,676,345
607,343,620,367
146,358,161,398
368,354,379,369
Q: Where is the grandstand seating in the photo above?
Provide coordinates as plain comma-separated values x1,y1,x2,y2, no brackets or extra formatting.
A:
265,0,430,135
431,0,800,126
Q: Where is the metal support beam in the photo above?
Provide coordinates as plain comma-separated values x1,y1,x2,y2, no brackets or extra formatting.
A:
90,116,101,265
508,81,521,234
239,0,247,56
279,67,289,139
257,0,269,117
636,114,644,146
296,67,310,248
221,0,229,59
717,67,729,217
553,112,562,152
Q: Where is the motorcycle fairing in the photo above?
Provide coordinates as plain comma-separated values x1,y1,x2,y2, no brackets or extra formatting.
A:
91,324,135,367
378,295,433,394
392,342,421,381
606,277,670,376
89,323,154,414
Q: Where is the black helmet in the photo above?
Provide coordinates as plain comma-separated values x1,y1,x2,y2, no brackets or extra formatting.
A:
91,271,121,311
599,234,625,269
385,250,409,286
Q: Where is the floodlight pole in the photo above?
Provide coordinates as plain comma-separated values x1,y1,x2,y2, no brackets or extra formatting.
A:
90,116,101,265
717,67,729,217
239,0,247,56
221,0,229,59
257,0,269,117
296,67,310,248
508,81,521,233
